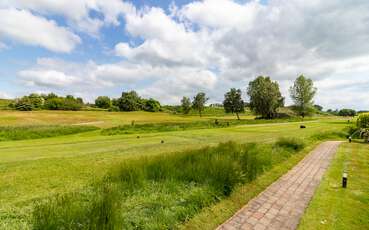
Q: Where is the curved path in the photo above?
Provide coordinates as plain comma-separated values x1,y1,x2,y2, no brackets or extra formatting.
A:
217,141,342,230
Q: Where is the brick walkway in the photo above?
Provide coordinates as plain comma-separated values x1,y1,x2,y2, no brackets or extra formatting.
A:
217,141,342,230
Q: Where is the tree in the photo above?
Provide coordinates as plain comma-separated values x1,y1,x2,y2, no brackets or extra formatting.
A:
314,104,323,111
338,109,356,117
289,75,317,118
95,96,111,109
143,98,161,112
223,88,245,120
180,96,191,114
247,76,284,119
192,92,208,117
28,93,44,108
117,91,142,111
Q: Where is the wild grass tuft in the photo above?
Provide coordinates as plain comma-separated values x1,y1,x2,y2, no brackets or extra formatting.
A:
276,137,305,151
32,140,306,229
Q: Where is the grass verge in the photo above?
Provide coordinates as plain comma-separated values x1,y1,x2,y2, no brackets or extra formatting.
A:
298,142,369,229
0,125,99,141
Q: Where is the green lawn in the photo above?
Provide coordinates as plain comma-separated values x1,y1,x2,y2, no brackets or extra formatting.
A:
0,111,348,228
299,142,369,229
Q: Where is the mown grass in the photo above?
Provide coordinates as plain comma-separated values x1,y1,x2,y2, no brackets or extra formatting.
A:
0,125,99,141
101,117,314,135
298,142,369,230
32,139,306,229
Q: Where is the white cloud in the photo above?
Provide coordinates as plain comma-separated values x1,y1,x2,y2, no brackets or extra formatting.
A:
0,0,135,35
14,0,369,109
0,8,80,52
19,70,81,88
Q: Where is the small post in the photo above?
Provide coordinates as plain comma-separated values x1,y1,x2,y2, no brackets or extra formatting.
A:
342,173,348,188
349,136,352,143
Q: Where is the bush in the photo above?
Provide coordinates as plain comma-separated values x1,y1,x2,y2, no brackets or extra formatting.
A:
357,113,369,128
44,97,83,111
15,98,33,111
142,98,161,112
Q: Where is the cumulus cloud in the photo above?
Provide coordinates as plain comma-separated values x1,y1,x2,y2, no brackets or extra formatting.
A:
0,8,80,53
15,0,369,109
0,0,135,35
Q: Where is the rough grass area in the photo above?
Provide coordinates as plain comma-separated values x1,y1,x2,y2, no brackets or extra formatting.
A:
0,125,99,141
310,130,348,141
101,118,314,135
298,142,369,229
32,139,305,229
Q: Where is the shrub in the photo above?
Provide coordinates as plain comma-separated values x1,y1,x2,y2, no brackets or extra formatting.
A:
357,113,369,128
142,98,161,112
15,98,33,111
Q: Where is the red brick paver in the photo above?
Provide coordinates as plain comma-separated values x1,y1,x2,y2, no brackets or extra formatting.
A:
217,141,341,230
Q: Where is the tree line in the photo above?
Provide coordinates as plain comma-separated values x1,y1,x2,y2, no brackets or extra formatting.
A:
179,75,317,119
11,93,84,111
10,75,358,118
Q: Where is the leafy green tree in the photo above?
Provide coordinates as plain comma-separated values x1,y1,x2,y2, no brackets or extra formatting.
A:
247,76,284,119
192,92,208,117
117,91,142,111
223,88,245,120
95,96,111,109
180,96,191,114
28,93,44,108
338,109,356,117
143,98,161,112
289,75,317,118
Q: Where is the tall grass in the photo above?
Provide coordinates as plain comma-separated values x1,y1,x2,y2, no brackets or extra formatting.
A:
32,138,306,229
309,130,347,141
101,117,315,135
0,125,99,141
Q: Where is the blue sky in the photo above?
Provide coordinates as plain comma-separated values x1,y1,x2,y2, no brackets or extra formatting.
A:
0,0,369,110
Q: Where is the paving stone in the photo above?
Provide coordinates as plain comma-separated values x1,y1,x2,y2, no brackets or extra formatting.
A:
216,141,341,230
